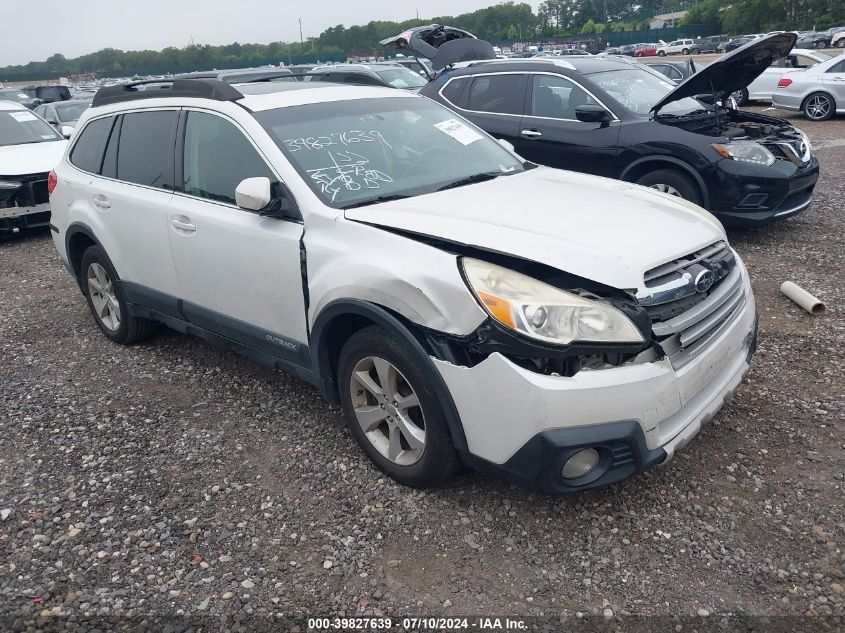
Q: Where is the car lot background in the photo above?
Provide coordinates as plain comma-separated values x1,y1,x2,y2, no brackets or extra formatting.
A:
0,104,843,623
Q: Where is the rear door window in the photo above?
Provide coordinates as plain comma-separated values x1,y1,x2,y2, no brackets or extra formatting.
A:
116,110,178,189
69,116,114,174
466,74,527,115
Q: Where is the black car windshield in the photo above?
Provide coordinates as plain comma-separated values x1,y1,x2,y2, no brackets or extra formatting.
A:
255,97,524,208
373,67,427,89
585,67,705,115
0,90,30,103
56,103,90,122
0,109,63,146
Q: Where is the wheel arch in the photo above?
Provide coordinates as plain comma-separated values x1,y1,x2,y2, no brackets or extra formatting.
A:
801,90,837,111
620,157,711,210
310,299,469,453
65,222,101,282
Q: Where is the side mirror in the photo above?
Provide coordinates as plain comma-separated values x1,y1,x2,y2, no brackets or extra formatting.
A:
236,177,301,221
575,105,611,124
60,125,74,138
497,138,515,153
235,177,272,211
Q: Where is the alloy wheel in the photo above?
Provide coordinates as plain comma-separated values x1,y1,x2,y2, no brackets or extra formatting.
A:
349,356,426,466
805,95,832,120
87,263,121,331
649,183,682,197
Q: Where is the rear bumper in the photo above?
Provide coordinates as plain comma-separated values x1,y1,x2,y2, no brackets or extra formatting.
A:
771,92,804,111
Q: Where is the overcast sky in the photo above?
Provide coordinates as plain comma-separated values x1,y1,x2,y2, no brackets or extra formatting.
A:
0,0,542,66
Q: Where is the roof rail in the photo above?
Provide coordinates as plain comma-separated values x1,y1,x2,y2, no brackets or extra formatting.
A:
92,79,243,107
454,58,577,70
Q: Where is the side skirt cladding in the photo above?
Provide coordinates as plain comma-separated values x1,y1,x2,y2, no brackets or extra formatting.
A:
121,281,317,386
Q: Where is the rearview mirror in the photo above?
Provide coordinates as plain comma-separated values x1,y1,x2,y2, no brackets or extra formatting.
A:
60,125,74,138
236,177,272,211
497,138,515,153
575,105,611,124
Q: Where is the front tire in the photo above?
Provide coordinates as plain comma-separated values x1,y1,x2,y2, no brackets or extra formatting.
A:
802,92,835,121
636,168,703,206
691,48,700,55
337,325,459,489
682,48,690,55
80,245,158,344
657,50,666,56
733,88,749,106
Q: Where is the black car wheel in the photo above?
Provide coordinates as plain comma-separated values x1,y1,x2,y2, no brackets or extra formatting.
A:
733,88,749,107
691,48,700,55
636,169,703,206
814,41,826,49
838,39,845,48
802,93,835,121
682,48,690,55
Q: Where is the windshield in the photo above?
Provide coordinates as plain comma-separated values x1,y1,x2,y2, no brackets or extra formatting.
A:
373,68,427,90
56,103,90,122
255,97,525,208
0,90,30,103
585,67,704,115
0,110,63,146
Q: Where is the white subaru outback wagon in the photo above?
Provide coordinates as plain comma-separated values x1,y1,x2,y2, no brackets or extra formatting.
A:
48,79,757,492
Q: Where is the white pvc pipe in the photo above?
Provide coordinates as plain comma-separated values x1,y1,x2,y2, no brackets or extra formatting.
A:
780,281,825,316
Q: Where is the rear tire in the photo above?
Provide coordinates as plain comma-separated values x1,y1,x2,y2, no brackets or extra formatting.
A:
636,169,703,206
337,325,459,489
838,39,845,48
80,245,158,344
691,48,700,55
682,48,690,55
658,50,666,56
802,92,835,121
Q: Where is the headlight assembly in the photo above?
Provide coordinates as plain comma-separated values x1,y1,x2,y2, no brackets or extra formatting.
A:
712,142,776,166
461,258,644,346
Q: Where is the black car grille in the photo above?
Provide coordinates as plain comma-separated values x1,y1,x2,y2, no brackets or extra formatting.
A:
639,241,746,368
0,172,49,209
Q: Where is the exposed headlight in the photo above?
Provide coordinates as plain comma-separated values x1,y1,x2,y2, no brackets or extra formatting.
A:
712,142,776,166
461,258,644,345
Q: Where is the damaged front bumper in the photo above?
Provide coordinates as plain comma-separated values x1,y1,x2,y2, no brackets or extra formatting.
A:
432,281,758,493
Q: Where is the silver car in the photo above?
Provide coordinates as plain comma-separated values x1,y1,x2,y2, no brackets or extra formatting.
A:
771,53,845,120
34,100,91,137
736,49,831,105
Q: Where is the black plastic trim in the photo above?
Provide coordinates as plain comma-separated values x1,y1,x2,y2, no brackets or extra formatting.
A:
49,223,59,233
92,79,243,107
463,420,667,493
310,298,469,453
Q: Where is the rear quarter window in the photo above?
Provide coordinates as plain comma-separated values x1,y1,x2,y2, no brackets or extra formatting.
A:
116,111,178,189
69,117,115,174
440,77,470,107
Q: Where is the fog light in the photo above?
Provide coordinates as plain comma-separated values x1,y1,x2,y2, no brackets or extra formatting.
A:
561,448,600,479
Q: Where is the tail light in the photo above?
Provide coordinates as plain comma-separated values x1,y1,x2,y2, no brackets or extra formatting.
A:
47,170,58,195
777,78,793,88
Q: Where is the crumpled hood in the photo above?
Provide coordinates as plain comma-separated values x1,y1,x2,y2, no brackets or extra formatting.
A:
380,24,495,71
345,167,726,294
652,32,797,112
0,140,67,176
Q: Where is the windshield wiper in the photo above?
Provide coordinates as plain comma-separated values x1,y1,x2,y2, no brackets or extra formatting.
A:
341,194,411,210
436,171,508,192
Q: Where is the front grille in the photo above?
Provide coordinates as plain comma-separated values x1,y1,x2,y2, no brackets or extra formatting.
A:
0,172,49,209
639,242,745,368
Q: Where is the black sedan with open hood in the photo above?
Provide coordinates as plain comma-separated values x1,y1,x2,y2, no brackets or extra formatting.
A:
416,32,819,225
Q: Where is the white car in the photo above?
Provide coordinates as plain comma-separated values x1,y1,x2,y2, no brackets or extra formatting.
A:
830,28,845,48
735,49,833,104
48,79,757,492
656,39,696,56
772,54,845,120
0,100,67,234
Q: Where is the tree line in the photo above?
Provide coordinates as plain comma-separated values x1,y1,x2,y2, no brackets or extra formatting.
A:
2,1,843,81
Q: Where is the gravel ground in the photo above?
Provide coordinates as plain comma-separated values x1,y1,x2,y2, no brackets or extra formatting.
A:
1,108,843,631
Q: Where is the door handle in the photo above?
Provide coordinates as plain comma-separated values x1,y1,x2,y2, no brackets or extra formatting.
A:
92,194,110,209
170,217,196,233
520,129,542,139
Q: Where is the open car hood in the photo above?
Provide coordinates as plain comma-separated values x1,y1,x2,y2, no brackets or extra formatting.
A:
651,32,797,112
380,24,496,71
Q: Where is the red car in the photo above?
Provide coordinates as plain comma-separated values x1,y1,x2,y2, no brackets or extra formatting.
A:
635,44,659,57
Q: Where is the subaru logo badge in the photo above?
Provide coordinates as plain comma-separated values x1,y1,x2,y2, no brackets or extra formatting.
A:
694,269,715,293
